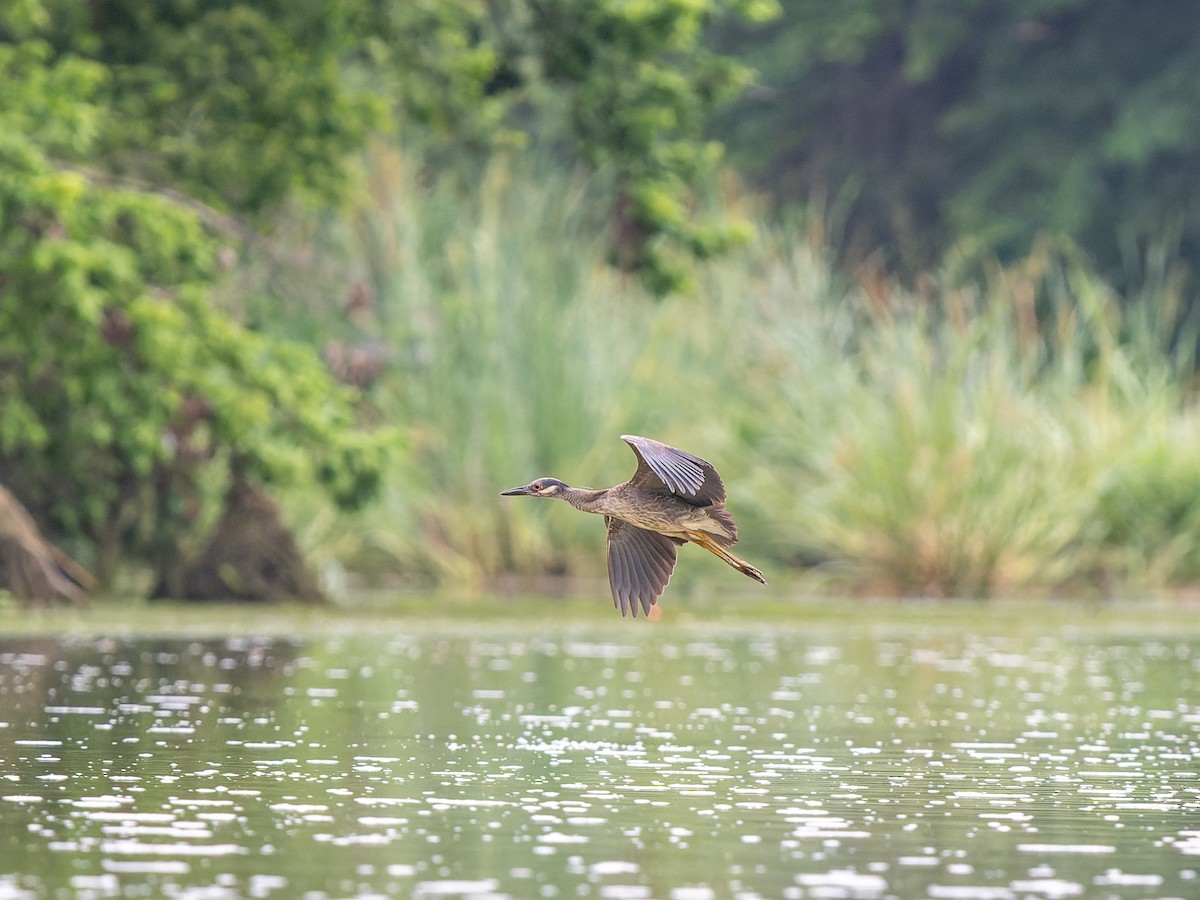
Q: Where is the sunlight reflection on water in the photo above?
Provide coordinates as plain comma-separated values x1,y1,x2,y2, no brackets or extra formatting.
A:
0,620,1197,898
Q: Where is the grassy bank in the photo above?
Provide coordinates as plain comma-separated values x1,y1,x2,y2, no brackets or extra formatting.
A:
5,593,1200,637
279,147,1200,600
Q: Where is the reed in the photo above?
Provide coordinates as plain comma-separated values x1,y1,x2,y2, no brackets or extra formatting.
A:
295,147,1200,598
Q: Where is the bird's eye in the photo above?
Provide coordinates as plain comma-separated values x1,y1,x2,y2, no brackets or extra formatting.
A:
531,482,543,492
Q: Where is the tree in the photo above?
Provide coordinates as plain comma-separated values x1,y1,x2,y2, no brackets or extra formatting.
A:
519,0,778,293
1,0,772,597
715,0,1200,294
363,0,780,294
0,3,390,593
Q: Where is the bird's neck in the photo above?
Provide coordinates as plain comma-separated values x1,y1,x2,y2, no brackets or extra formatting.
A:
560,487,608,514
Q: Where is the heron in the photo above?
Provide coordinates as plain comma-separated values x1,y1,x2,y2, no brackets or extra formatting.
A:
500,434,766,617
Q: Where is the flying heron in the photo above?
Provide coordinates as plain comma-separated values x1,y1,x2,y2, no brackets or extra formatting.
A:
500,435,766,617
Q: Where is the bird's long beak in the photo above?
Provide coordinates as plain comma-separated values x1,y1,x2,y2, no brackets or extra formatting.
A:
499,484,535,497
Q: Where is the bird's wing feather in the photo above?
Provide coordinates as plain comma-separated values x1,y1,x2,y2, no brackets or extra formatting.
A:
621,434,726,505
605,517,680,618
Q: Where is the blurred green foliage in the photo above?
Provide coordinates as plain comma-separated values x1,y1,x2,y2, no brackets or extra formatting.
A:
0,0,776,593
520,0,778,292
715,0,1200,291
80,2,385,215
0,3,394,586
7,0,1200,602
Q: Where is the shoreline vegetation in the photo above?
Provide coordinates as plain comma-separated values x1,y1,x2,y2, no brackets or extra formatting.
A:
9,5,1200,609
271,147,1200,604
3,592,1200,637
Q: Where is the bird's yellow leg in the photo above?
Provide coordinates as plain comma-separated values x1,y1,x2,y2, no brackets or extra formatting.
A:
687,531,767,584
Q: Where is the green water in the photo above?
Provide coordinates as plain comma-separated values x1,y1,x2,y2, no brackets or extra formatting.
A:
1,601,1198,898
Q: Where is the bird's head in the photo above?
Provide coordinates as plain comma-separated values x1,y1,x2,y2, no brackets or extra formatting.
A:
499,477,569,499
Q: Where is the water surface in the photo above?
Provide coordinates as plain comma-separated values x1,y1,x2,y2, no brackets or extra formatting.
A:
1,603,1197,897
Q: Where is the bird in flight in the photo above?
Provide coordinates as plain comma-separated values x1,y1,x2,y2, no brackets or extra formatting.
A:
500,434,766,617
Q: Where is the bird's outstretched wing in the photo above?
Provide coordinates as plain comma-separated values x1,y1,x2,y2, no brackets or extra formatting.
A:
621,434,726,506
605,517,682,617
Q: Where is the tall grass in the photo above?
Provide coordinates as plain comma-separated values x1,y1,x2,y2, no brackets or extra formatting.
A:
338,146,683,584
718,240,1200,596
293,145,1200,599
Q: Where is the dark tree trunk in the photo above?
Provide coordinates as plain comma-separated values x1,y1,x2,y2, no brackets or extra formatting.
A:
0,485,93,606
170,478,324,604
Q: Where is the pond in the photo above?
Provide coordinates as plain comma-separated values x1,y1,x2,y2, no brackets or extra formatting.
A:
0,601,1198,898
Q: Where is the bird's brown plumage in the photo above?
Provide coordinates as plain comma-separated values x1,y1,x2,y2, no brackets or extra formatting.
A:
500,435,766,618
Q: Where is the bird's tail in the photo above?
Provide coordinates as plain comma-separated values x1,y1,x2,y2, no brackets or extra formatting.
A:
688,531,767,585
